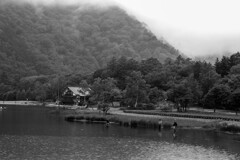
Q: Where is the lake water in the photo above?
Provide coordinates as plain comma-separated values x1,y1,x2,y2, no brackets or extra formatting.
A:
0,105,239,160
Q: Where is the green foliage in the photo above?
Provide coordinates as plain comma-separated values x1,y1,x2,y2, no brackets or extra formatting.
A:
227,74,240,90
204,84,231,112
193,61,201,80
215,52,240,77
1,3,240,115
215,56,231,77
0,4,178,77
124,71,150,107
230,64,240,75
229,52,240,66
90,52,239,113
90,77,120,104
148,87,164,104
228,88,240,115
98,103,110,114
140,58,162,75
0,3,179,101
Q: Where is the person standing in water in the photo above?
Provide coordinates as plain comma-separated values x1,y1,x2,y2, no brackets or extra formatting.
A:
105,120,110,127
158,119,163,131
172,120,178,136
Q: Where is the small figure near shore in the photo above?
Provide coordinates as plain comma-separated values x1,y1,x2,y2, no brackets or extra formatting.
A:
172,120,178,136
158,119,163,131
105,120,110,127
158,131,162,137
0,106,6,110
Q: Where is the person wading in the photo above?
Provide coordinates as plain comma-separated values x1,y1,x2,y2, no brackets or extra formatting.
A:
172,120,178,136
158,119,163,131
105,120,110,127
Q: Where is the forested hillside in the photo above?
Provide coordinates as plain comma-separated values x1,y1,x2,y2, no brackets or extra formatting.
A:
89,52,240,114
0,3,179,79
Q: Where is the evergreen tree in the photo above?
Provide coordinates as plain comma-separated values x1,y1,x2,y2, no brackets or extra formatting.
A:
204,84,231,112
228,88,240,115
215,56,231,77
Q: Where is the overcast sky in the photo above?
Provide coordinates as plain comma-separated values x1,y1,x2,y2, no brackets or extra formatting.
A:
5,0,240,57
114,0,240,57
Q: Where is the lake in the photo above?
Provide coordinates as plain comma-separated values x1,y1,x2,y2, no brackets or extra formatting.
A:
0,105,239,160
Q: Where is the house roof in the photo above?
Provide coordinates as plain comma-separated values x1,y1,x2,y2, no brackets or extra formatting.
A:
68,87,91,96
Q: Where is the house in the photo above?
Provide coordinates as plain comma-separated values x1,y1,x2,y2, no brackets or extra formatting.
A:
61,87,91,105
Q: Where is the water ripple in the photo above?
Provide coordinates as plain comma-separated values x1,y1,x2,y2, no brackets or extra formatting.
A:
0,135,238,160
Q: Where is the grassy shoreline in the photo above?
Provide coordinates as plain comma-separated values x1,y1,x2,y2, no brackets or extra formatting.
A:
123,110,240,121
0,101,43,106
64,109,240,133
1,102,239,133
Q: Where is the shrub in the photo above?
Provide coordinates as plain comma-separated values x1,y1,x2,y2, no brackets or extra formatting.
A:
147,121,158,129
119,107,127,111
109,117,120,123
138,119,148,127
123,121,130,127
98,103,110,114
65,116,75,122
163,123,172,129
76,116,84,120
130,120,138,128
129,103,155,110
143,103,155,110
160,106,172,112
220,125,240,133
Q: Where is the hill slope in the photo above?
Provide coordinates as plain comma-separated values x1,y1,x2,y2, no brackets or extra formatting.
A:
0,3,179,79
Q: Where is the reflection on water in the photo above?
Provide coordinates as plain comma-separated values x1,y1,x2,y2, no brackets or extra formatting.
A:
0,106,239,160
0,135,238,160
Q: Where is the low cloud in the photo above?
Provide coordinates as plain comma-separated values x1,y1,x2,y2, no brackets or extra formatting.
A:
1,0,240,57
0,0,116,7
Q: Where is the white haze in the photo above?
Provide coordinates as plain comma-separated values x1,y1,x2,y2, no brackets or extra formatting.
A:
0,0,116,7
115,0,240,57
2,0,240,57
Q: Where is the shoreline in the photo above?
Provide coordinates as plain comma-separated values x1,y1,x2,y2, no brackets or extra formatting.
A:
0,101,42,106
1,102,240,134
0,101,86,109
64,109,240,134
123,110,240,121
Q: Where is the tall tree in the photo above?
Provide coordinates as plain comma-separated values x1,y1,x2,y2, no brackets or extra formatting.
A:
204,84,231,112
91,77,119,104
124,71,149,107
148,87,164,104
229,52,240,66
215,56,231,77
140,58,162,75
193,61,201,80
167,81,193,112
228,88,240,115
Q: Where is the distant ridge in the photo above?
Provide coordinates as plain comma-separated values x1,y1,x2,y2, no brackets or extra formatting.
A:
0,3,179,78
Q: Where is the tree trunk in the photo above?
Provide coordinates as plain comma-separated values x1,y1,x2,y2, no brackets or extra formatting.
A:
97,101,101,114
135,93,139,108
112,102,114,107
134,88,138,108
184,102,188,112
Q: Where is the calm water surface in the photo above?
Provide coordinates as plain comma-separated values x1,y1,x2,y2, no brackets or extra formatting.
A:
0,105,239,160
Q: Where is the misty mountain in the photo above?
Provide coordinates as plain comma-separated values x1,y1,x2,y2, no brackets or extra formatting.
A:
194,52,232,64
0,3,179,80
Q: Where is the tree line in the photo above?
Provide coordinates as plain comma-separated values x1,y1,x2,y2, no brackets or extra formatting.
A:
1,53,239,114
